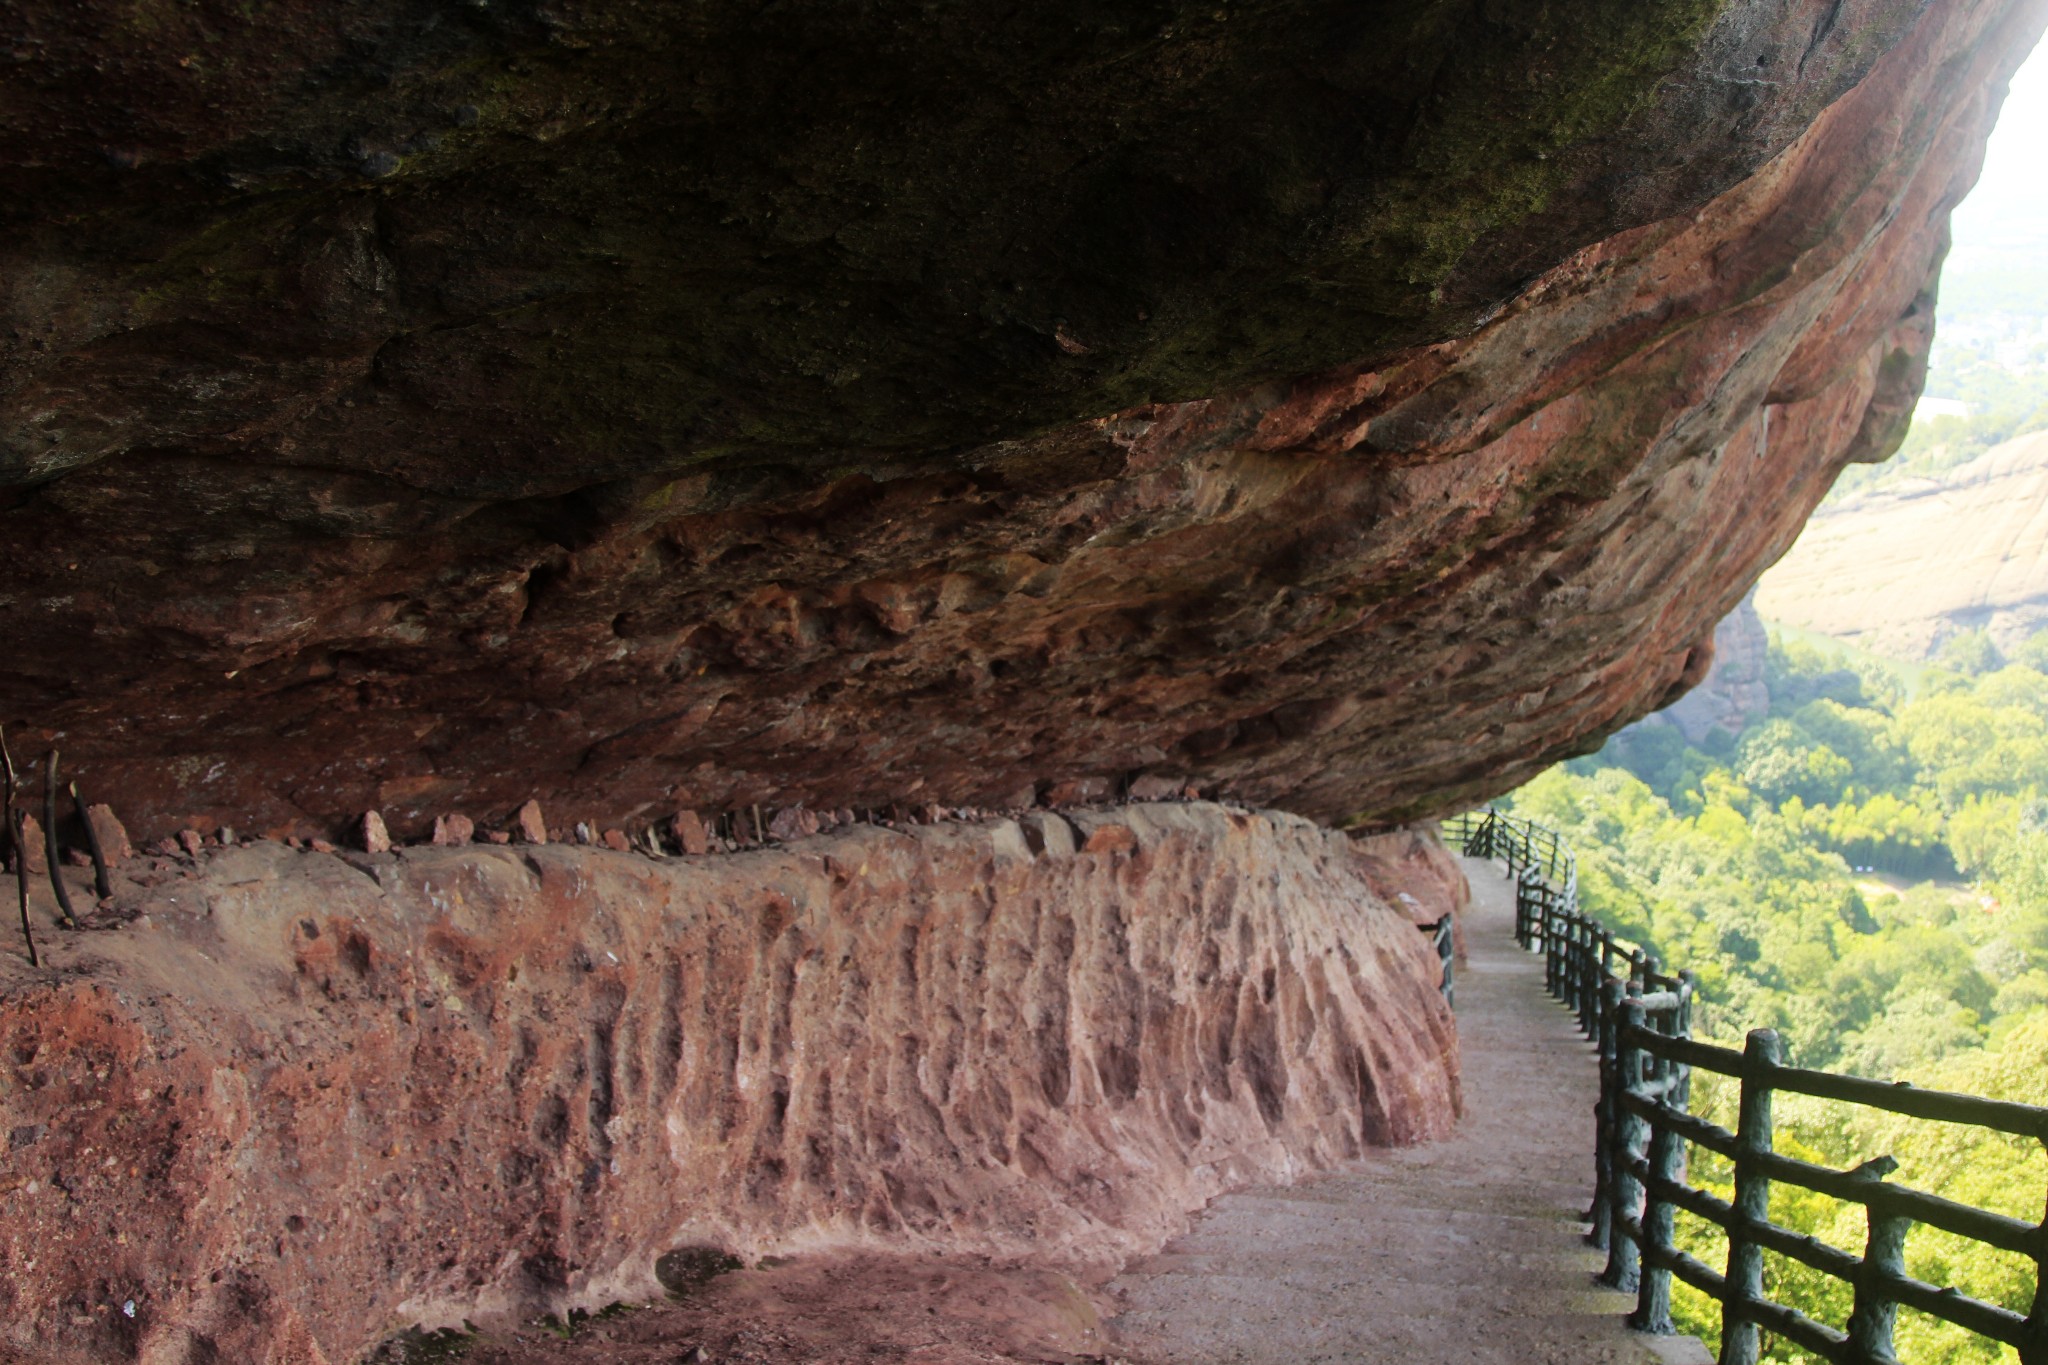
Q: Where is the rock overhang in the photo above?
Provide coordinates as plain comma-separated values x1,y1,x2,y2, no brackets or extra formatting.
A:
0,0,2043,839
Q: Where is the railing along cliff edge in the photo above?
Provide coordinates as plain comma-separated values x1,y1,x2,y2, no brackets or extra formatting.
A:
1444,808,2048,1365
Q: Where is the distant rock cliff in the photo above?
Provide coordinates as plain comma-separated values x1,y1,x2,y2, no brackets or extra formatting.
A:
1757,430,2048,661
0,0,2041,838
1627,591,1772,746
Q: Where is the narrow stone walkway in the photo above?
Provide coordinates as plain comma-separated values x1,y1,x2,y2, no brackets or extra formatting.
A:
1106,855,1711,1365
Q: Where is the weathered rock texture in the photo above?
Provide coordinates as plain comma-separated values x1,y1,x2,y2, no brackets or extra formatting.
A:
1757,430,2048,660
1624,589,1771,747
0,803,1459,1364
1,0,2043,839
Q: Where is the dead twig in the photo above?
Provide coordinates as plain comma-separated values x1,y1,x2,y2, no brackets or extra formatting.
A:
13,809,36,968
43,750,77,928
0,723,15,869
70,782,113,900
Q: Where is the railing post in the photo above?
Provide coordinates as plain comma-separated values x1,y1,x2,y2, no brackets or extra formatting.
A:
1565,911,1581,1017
1720,1029,1783,1365
2026,1185,2046,1365
1434,916,1455,1010
1602,994,1648,1292
1577,918,1598,1035
1632,1115,1684,1334
1541,880,1555,991
1588,976,1626,1252
1844,1161,1908,1365
1673,970,1699,1113
1561,909,1577,1011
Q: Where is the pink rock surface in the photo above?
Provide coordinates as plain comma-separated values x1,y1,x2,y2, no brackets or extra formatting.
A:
0,804,1459,1364
670,810,710,856
432,812,476,846
13,813,46,875
84,804,135,865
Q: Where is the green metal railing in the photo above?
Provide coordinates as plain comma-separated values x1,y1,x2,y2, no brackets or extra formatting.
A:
1445,808,2048,1365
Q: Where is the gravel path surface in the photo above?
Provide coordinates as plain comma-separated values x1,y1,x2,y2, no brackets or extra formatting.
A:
1105,855,1712,1365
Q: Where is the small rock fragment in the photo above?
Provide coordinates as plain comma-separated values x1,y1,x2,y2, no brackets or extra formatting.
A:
14,816,48,874
1045,777,1110,807
671,810,709,856
485,830,511,845
64,848,91,868
432,813,475,846
309,838,338,855
1002,784,1039,810
989,820,1032,862
1083,823,1138,855
575,822,594,845
1127,773,1184,802
515,800,547,845
1020,812,1078,859
602,828,631,852
84,805,134,864
767,806,818,842
360,811,391,855
177,829,204,858
218,826,236,846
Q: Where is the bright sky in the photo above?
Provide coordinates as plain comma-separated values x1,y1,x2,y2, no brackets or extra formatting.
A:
1945,33,2048,271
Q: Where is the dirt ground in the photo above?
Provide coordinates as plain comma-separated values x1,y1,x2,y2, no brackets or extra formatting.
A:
367,1252,1116,1365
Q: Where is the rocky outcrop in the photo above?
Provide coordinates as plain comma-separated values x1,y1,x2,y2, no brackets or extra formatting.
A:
1756,430,2048,660
1626,590,1771,746
0,0,2042,839
0,803,1459,1364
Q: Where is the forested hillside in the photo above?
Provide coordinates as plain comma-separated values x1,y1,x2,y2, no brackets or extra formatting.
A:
1504,641,2048,1363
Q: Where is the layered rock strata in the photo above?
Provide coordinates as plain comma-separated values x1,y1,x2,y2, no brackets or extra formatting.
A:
1,0,2043,838
0,803,1460,1364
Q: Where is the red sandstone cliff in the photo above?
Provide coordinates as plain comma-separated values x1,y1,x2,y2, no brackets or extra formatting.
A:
0,804,1458,1363
3,2,2046,1359
0,0,2040,838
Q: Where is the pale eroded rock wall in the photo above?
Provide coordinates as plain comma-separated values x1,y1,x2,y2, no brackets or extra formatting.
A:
0,804,1459,1364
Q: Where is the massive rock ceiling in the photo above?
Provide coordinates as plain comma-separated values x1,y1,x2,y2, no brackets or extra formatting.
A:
2,0,2042,838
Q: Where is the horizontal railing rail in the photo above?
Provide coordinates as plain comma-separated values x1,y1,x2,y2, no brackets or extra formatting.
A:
1445,807,2048,1365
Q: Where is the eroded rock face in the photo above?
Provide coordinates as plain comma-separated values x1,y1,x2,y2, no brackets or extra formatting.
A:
1,0,2042,839
0,803,1459,1364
